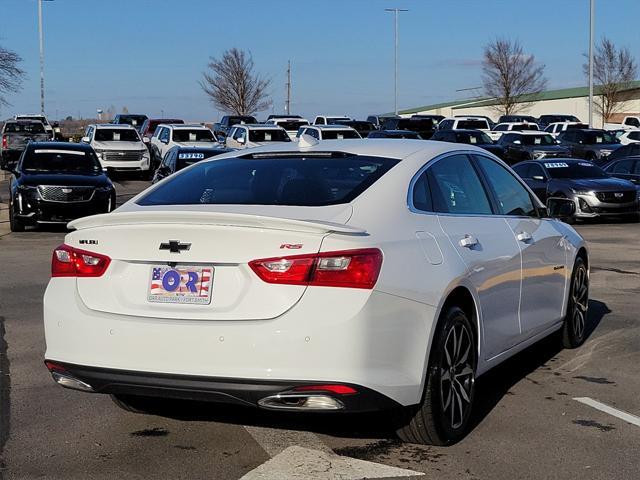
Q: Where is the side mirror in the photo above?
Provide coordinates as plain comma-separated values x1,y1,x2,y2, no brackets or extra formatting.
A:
547,198,576,219
81,136,90,143
532,175,546,182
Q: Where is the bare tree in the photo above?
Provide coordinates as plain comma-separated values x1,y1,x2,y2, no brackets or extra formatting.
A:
482,39,547,116
583,37,638,123
200,48,272,115
0,45,25,109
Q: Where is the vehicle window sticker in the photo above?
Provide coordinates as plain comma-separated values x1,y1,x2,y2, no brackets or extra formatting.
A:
544,162,569,168
113,132,120,141
189,133,196,141
470,137,477,144
265,133,272,141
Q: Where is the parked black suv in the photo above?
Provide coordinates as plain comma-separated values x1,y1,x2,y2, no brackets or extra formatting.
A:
497,132,570,165
332,120,377,138
557,129,622,165
537,114,581,128
498,115,538,125
431,129,504,158
213,115,258,140
381,117,437,139
8,142,115,231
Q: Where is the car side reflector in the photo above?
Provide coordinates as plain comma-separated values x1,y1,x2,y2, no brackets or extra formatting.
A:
249,248,382,289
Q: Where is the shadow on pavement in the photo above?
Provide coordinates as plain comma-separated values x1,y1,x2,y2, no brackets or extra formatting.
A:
118,299,611,443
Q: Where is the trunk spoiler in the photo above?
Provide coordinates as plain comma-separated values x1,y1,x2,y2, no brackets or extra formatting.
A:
68,211,367,235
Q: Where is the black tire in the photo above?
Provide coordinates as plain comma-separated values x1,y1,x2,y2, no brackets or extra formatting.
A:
9,201,25,232
395,306,477,445
111,394,167,415
561,256,589,349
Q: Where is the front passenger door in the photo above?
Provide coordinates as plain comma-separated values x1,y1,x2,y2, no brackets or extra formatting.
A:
428,154,523,360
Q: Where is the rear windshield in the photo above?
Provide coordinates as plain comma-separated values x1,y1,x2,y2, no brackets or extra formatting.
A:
396,119,436,130
5,123,45,134
228,116,257,125
95,129,140,142
520,134,556,145
22,149,102,173
520,124,539,131
567,123,588,130
322,130,360,140
542,115,580,123
275,121,308,131
137,155,399,206
173,129,216,142
544,162,608,179
456,120,489,130
115,115,147,126
248,129,291,142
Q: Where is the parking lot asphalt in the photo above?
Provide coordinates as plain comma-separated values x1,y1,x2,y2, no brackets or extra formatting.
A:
0,174,638,479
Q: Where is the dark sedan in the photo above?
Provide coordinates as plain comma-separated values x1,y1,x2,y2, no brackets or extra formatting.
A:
152,146,233,183
497,132,570,165
8,142,116,231
367,130,423,139
331,120,377,138
513,159,638,222
557,129,622,164
430,129,504,158
602,156,640,186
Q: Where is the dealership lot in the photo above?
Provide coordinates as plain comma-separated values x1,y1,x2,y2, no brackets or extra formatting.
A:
0,174,639,479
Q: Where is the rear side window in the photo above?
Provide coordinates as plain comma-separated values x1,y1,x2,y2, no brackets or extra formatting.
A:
137,155,400,207
612,160,634,174
457,120,488,130
427,154,493,215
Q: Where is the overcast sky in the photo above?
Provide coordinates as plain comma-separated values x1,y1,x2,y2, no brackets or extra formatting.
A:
2,0,640,121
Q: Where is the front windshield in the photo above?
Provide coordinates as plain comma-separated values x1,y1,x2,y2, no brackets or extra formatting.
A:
248,129,291,142
22,149,102,174
583,132,619,144
544,161,608,179
521,134,556,146
94,129,140,142
173,129,216,142
454,131,493,144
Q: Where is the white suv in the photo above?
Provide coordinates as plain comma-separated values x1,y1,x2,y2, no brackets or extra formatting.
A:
544,122,589,138
265,118,310,139
150,124,218,169
437,117,491,132
313,115,352,125
487,122,539,141
225,124,291,149
296,125,361,140
82,124,150,173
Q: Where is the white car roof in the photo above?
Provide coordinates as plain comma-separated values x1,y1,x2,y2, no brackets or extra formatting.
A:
95,123,136,129
308,125,358,131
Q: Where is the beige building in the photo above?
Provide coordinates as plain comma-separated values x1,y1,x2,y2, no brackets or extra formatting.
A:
399,81,640,127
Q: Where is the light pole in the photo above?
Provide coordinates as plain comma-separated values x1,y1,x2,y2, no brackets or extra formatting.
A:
588,0,595,128
385,8,408,115
38,0,53,115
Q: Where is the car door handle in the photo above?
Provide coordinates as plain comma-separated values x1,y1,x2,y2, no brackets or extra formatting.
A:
459,235,478,248
516,231,533,243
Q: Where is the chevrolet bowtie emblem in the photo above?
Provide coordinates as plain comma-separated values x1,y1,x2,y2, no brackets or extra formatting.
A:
159,240,191,253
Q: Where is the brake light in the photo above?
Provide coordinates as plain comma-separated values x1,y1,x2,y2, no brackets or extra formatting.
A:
1,135,7,149
249,248,382,289
51,244,111,278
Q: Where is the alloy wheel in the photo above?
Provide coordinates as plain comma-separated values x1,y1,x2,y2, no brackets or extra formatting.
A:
440,322,475,429
571,264,589,340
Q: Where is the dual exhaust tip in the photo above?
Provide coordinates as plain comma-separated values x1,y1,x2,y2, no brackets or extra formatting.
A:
45,361,355,411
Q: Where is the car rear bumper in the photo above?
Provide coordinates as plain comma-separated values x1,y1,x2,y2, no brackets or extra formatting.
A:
43,360,401,412
44,279,437,407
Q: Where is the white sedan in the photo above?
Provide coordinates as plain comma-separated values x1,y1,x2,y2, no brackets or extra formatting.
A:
43,139,589,445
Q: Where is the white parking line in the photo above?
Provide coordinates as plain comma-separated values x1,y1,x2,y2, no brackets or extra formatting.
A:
574,397,640,427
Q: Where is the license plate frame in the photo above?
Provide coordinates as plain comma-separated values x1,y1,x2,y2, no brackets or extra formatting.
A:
147,265,214,305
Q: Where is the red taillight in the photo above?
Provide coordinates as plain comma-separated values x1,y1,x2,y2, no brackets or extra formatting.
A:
51,244,111,278
249,248,382,289
44,360,67,373
292,384,357,395
1,135,7,149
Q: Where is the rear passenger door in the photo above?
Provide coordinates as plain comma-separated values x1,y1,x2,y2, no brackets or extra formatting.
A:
427,153,523,360
473,154,568,338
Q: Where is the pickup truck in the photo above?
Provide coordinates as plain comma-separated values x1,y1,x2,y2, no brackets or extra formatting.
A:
212,115,257,140
604,115,640,131
1,120,52,170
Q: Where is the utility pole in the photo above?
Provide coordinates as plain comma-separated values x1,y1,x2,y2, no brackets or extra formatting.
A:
285,60,291,115
38,0,54,115
385,8,408,115
588,0,595,128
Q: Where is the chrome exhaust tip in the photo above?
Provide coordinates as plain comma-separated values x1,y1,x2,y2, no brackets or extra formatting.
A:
51,371,94,392
258,393,345,411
